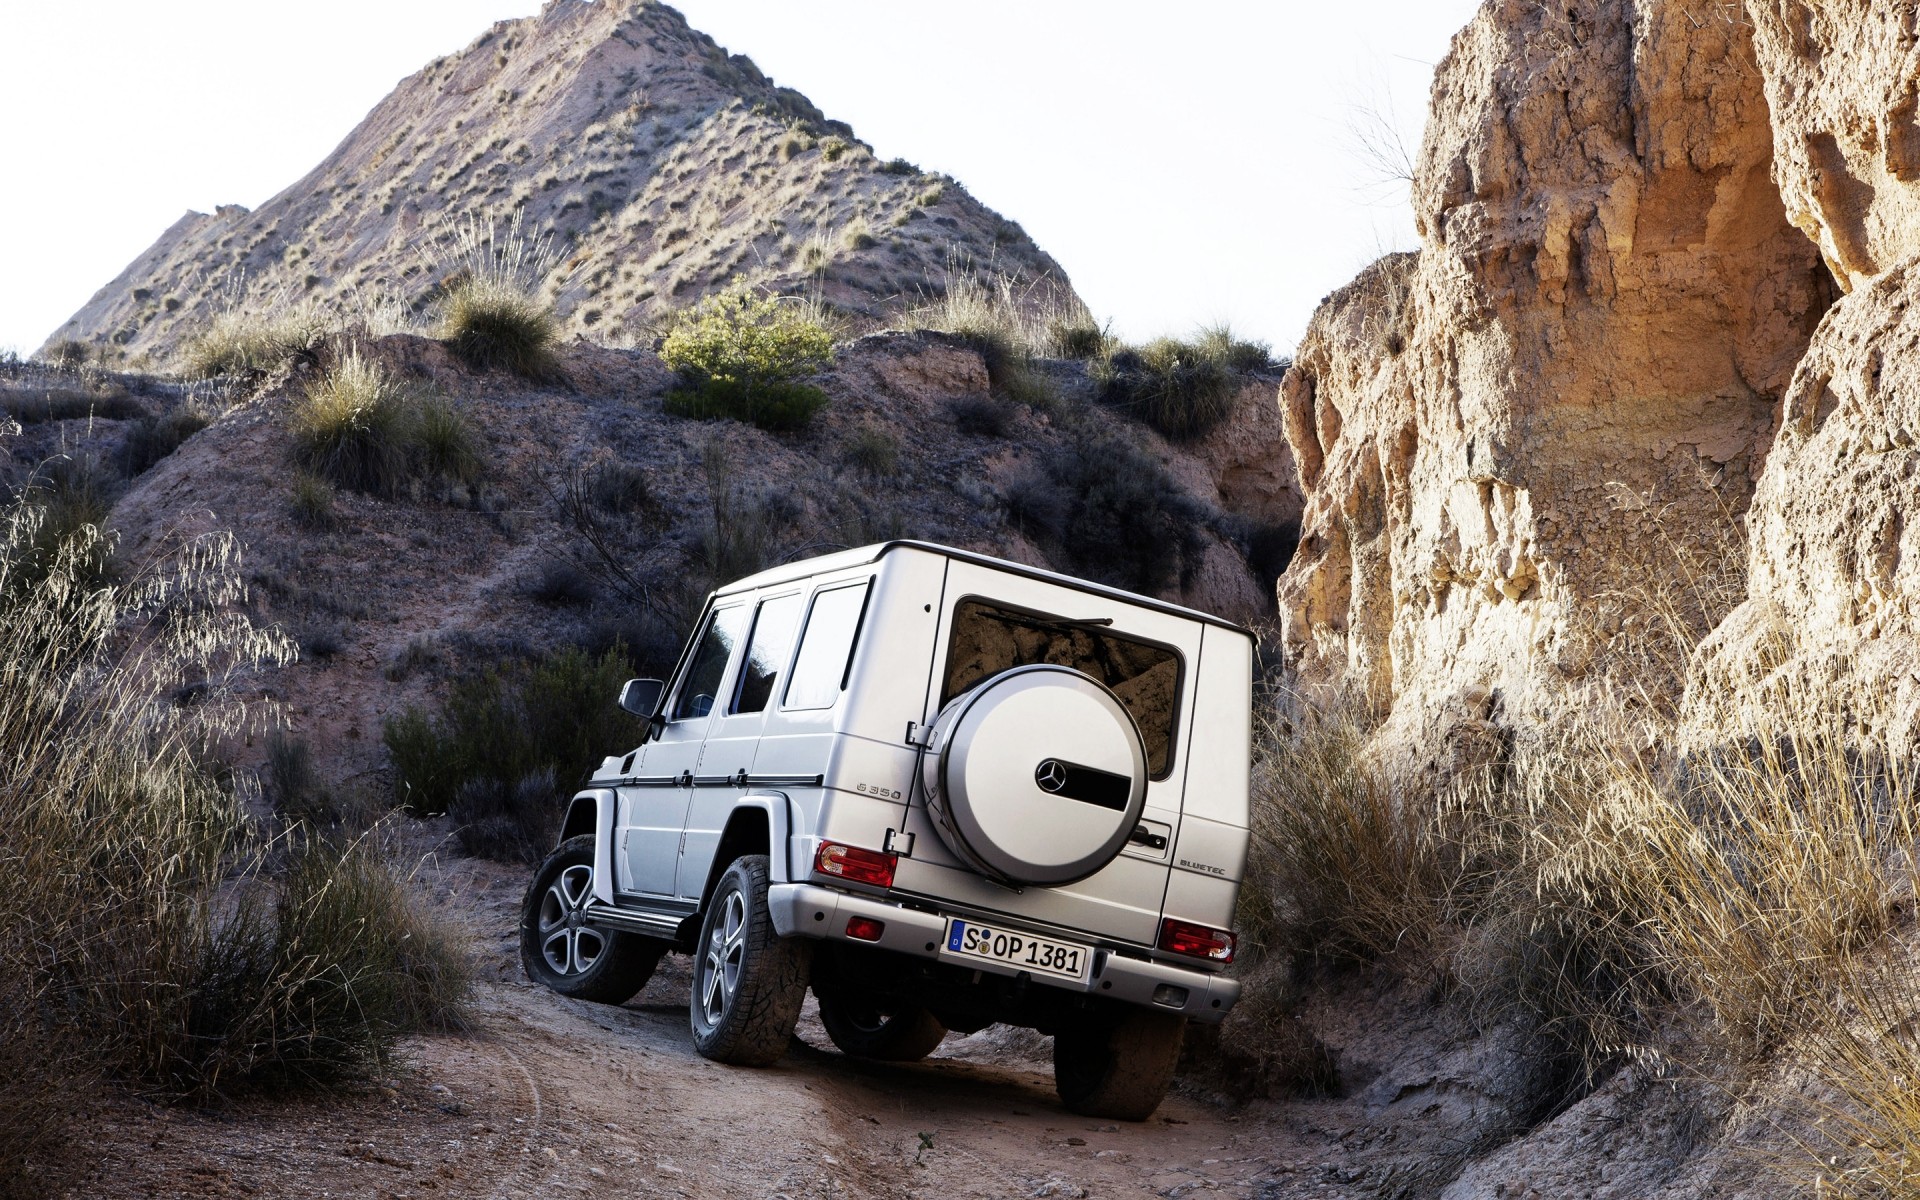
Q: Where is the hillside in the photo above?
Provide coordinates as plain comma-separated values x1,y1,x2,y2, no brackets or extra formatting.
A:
43,0,1072,369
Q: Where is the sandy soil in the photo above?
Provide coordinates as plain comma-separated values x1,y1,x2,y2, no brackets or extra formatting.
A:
63,832,1351,1200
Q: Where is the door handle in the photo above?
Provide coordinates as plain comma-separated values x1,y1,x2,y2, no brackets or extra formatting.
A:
1129,824,1168,851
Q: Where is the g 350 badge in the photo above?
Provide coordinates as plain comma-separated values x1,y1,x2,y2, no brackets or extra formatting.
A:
855,782,904,800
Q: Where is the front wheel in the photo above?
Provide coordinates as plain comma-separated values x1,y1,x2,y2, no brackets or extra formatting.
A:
817,991,948,1062
520,835,664,1004
690,855,812,1066
1053,1007,1186,1120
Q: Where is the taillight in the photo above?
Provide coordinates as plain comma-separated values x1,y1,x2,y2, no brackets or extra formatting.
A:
1159,918,1235,964
815,841,897,889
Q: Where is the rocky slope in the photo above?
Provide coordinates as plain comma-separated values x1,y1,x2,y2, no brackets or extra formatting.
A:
43,0,1072,368
1278,0,1836,762
47,334,1289,790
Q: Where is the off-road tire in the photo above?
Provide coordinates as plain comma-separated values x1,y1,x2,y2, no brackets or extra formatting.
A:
520,836,664,1004
1052,1007,1186,1120
690,855,812,1066
817,991,949,1062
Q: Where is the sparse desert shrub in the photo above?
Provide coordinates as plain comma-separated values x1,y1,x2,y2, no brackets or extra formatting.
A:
844,424,898,475
117,404,212,475
414,397,482,484
527,559,594,606
1006,426,1210,596
1196,323,1274,372
1093,335,1243,440
383,646,639,847
1241,695,1447,965
16,453,116,593
661,283,835,431
949,394,1014,438
842,218,877,251
1046,316,1110,360
43,339,90,369
288,351,482,496
434,213,562,380
584,459,651,514
820,135,849,161
289,472,336,529
182,300,328,380
879,156,919,175
0,499,462,1189
1,385,144,424
288,351,415,494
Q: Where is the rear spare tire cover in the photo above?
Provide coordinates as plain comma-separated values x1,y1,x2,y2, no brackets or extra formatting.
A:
922,664,1148,886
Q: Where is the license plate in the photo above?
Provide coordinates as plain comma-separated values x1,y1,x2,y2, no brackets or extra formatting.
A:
943,919,1091,983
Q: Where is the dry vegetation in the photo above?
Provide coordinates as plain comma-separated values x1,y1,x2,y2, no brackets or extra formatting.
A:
1241,551,1920,1192
0,493,469,1194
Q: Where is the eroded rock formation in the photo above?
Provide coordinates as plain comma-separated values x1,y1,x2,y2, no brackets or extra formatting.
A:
1279,0,1834,754
1688,3,1920,742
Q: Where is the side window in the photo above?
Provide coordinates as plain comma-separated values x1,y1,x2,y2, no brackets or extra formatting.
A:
733,593,804,714
782,581,871,710
671,605,748,721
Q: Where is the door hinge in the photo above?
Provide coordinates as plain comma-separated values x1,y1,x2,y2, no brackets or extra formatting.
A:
904,720,937,749
884,828,915,857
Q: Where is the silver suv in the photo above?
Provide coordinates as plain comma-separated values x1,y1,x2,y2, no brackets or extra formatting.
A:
520,541,1249,1119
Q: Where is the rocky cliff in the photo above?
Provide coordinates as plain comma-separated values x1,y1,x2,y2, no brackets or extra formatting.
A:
43,0,1071,367
1686,2,1920,745
1279,0,1841,758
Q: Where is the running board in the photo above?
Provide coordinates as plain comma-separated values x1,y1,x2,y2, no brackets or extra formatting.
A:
584,902,686,940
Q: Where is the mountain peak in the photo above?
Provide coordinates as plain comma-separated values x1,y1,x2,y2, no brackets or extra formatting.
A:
47,0,1073,364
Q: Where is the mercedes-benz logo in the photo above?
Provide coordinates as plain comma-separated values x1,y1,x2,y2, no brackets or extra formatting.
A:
1034,759,1068,793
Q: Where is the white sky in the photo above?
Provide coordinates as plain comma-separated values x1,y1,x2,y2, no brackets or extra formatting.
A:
0,0,1481,358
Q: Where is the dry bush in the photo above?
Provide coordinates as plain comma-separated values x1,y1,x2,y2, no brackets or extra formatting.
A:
289,350,481,496
0,502,467,1191
433,213,562,380
906,257,1091,406
182,294,329,380
1091,324,1271,442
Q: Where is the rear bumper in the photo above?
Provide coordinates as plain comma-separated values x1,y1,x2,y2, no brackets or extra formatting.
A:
766,882,1240,1023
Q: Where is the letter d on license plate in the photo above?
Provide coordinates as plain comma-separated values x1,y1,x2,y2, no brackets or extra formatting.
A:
943,919,1090,983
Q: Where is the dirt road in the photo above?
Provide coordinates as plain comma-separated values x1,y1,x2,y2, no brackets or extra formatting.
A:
71,845,1346,1200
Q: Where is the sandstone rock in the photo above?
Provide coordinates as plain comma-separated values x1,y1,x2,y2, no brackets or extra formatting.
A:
1278,0,1833,757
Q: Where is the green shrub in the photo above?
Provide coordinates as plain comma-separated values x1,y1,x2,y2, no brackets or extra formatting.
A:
660,284,835,431
383,646,640,860
1196,323,1274,372
1093,336,1241,440
1047,318,1110,360
1,386,144,424
820,136,849,161
1007,426,1210,596
288,351,482,495
879,157,919,175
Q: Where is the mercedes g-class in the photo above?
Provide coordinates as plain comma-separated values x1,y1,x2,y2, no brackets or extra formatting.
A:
519,540,1250,1119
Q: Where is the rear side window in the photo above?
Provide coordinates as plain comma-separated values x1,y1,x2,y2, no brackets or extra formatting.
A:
734,593,804,714
672,605,748,721
942,598,1183,779
782,582,871,710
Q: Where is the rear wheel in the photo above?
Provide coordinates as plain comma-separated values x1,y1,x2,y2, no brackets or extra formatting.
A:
520,836,664,1004
1052,1007,1186,1121
817,991,948,1062
690,855,812,1066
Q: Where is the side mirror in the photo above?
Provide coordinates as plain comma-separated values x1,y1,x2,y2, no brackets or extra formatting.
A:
618,678,665,718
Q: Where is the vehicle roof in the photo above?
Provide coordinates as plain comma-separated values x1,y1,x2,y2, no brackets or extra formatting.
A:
713,541,1253,636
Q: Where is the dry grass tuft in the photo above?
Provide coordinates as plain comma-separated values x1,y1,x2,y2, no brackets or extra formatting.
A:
288,350,481,495
182,293,329,380
433,213,562,380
